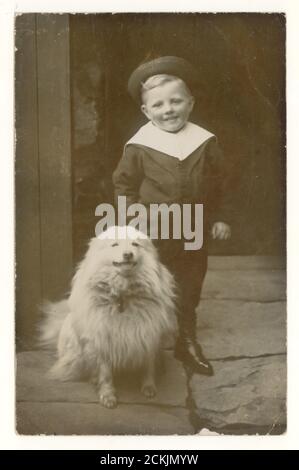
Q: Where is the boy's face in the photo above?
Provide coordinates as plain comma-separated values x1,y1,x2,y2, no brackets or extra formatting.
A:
141,81,194,133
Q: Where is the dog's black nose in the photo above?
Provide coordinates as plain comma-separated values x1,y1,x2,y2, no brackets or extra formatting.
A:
123,251,133,261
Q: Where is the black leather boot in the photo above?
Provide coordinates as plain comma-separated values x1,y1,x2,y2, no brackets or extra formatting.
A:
174,329,214,376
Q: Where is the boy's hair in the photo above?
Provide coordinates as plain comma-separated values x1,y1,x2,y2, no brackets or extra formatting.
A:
141,74,193,102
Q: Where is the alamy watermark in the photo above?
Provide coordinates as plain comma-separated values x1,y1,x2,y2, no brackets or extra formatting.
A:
95,196,203,250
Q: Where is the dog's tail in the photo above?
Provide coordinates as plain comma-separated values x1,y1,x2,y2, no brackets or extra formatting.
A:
37,300,70,350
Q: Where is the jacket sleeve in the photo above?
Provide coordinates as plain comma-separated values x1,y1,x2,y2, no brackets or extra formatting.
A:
205,138,233,226
112,144,144,207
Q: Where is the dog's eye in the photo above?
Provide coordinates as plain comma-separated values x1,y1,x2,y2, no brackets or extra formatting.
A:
131,242,140,247
111,242,119,247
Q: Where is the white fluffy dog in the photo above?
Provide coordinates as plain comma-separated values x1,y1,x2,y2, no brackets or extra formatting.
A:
39,226,177,408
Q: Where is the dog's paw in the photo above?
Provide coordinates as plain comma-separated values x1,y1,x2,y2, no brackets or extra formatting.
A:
141,384,157,399
99,393,118,409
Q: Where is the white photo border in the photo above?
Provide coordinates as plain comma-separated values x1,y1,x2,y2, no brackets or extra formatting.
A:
1,0,298,450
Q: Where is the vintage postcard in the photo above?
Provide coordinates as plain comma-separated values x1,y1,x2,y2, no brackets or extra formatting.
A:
1,0,299,451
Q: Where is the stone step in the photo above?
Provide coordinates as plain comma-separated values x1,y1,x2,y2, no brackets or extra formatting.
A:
207,256,285,271
201,269,286,301
190,355,286,434
196,300,286,359
17,401,193,435
16,350,187,408
16,349,191,435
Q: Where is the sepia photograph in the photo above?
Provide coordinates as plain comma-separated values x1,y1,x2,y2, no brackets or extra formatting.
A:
14,11,286,437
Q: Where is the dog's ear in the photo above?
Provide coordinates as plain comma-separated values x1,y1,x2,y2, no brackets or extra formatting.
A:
87,237,109,255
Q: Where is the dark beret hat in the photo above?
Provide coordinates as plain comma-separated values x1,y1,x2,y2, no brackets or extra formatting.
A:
128,56,196,103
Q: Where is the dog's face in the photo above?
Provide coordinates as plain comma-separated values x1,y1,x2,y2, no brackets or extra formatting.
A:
88,226,157,276
100,237,144,273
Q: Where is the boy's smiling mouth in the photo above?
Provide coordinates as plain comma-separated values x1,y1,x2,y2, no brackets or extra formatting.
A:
164,116,178,121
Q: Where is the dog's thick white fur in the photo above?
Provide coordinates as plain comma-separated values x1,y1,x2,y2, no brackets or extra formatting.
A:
39,226,177,408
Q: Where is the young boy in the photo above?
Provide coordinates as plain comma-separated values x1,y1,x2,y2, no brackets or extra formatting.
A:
113,56,231,375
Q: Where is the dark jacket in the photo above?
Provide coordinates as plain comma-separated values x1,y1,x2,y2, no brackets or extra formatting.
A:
113,136,232,228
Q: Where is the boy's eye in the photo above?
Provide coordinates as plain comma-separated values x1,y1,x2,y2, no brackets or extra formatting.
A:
152,101,162,108
172,99,183,104
111,242,119,247
132,242,140,247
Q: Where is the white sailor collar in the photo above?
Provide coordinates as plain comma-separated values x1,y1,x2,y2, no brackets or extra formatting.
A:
125,121,215,160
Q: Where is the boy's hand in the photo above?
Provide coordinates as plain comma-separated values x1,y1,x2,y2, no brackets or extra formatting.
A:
211,222,231,240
